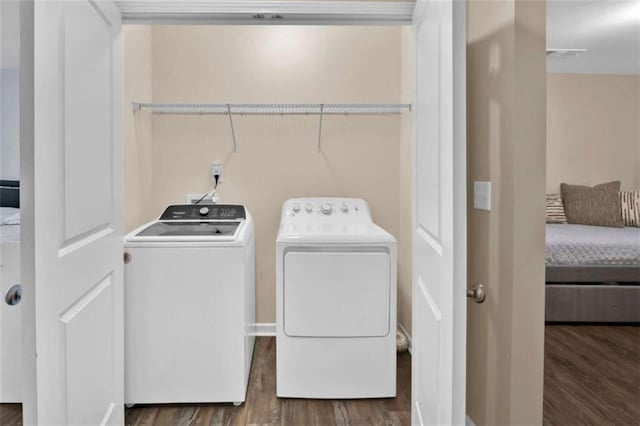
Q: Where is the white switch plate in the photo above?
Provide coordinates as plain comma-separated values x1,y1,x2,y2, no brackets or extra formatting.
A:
474,181,492,211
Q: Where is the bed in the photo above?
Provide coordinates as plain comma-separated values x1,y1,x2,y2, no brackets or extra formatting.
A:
545,223,640,323
0,180,21,402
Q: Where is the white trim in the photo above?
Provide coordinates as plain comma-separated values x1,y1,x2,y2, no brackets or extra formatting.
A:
466,415,476,426
114,1,415,25
398,322,412,355
248,322,276,336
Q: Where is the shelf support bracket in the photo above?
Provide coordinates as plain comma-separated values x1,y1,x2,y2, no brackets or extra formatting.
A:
132,102,141,112
317,104,324,153
227,104,238,153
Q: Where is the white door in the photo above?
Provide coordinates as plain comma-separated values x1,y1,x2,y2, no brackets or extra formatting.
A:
21,0,124,424
411,0,466,424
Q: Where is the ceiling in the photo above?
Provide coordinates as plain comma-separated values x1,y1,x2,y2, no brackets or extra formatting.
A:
3,1,638,75
547,0,640,75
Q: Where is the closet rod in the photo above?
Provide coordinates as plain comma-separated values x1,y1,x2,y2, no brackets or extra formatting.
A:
132,102,411,115
131,102,412,153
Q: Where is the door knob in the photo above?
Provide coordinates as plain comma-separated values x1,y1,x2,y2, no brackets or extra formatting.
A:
467,283,486,303
5,284,22,306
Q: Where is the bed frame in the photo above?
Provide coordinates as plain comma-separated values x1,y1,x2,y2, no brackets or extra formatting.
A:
546,265,640,323
0,180,20,208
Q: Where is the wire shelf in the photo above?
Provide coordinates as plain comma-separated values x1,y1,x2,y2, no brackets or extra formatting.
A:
132,102,412,152
132,102,411,115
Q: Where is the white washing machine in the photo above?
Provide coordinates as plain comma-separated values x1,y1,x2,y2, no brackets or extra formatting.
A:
276,197,397,399
124,204,255,405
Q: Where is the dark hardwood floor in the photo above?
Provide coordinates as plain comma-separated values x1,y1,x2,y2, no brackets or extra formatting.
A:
126,337,411,425
0,403,21,425
0,337,410,426
543,324,640,426
4,326,638,425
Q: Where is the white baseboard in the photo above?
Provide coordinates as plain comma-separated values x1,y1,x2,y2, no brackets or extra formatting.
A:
466,415,476,426
248,322,276,336
398,322,412,355
253,322,416,349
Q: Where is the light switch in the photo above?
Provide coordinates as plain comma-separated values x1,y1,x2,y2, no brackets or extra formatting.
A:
474,181,492,211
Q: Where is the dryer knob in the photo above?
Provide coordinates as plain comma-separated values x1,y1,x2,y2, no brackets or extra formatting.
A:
199,207,210,216
341,203,349,213
292,204,301,214
305,203,313,213
321,203,333,215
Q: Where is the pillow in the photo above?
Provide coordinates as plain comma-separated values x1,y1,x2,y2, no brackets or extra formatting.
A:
560,181,624,227
545,193,567,223
620,191,640,227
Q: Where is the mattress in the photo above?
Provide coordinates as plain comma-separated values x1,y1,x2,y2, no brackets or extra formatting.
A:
0,207,20,243
546,224,640,266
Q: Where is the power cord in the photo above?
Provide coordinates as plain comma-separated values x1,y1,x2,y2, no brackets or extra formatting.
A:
194,173,221,205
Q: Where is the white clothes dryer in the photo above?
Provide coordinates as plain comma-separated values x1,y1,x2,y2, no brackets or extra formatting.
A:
124,204,255,405
276,197,397,399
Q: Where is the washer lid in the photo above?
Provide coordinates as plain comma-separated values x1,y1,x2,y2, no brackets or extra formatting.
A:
135,221,241,238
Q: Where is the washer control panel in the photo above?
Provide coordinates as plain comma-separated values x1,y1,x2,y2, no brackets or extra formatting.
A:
160,204,246,221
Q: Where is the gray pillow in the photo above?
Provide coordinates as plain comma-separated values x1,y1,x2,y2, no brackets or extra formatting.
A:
560,181,624,227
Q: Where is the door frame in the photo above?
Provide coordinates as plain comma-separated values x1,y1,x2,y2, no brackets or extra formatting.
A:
19,0,470,422
115,1,415,25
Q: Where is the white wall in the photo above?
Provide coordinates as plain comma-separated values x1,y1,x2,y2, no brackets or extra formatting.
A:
0,0,20,181
1,68,20,180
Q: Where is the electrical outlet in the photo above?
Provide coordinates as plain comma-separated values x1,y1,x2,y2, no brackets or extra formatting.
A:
186,193,213,204
211,162,224,184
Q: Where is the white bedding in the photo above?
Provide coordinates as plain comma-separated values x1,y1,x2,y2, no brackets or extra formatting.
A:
546,224,640,266
0,207,20,243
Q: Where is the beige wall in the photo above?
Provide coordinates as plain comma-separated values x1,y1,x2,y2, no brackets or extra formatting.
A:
547,74,640,193
124,26,154,232
466,1,546,424
124,25,412,325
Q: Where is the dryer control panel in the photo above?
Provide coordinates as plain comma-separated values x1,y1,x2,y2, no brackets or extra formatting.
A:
160,204,246,221
281,198,373,225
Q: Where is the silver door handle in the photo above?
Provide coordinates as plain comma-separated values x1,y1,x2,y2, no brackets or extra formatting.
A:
467,284,486,303
5,284,22,306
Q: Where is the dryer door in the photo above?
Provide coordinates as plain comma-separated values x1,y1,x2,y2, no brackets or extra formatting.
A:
284,251,390,337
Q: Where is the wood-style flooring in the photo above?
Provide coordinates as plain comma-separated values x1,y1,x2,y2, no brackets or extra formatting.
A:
125,337,411,425
0,337,410,426
3,326,639,425
543,324,640,426
0,403,21,426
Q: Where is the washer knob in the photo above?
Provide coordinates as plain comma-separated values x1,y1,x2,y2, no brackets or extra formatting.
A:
341,203,349,213
321,203,333,215
305,203,313,213
292,204,301,214
199,207,210,216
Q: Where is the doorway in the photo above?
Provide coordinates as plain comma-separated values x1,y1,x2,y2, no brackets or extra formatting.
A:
8,0,464,422
543,2,640,423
